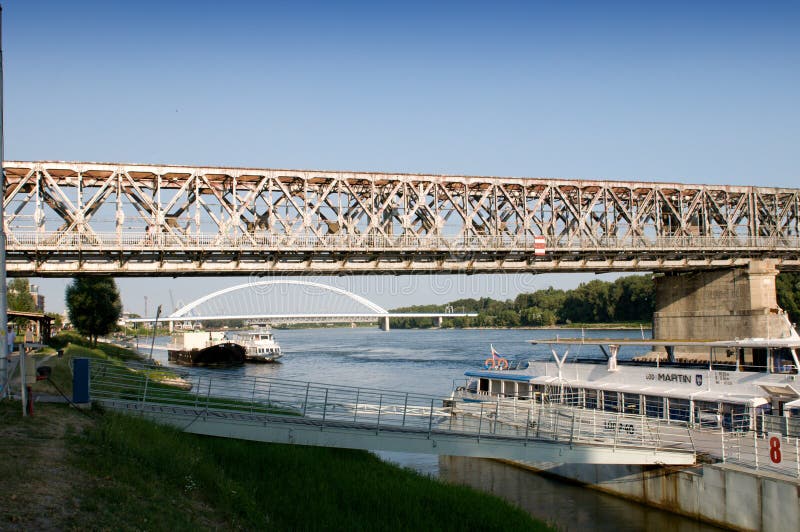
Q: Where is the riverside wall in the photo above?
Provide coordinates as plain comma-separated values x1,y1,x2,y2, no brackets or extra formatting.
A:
441,456,800,531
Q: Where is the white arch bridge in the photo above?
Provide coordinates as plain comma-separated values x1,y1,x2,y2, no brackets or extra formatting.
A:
129,280,476,331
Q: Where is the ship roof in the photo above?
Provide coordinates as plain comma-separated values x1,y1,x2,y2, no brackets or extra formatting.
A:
530,337,800,349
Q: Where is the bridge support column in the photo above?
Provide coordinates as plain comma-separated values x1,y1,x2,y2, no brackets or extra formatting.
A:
168,321,174,333
653,260,792,349
379,316,390,331
433,316,443,328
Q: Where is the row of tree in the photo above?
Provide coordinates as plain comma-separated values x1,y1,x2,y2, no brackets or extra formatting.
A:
391,273,800,329
390,275,655,329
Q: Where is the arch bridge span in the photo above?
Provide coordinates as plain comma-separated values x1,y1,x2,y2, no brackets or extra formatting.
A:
3,160,799,276
128,280,475,330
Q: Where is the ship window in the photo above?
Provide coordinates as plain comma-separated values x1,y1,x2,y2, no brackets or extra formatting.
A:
668,398,690,422
490,380,502,395
585,389,598,409
544,385,562,403
565,388,581,406
694,401,721,428
738,348,768,372
479,378,489,393
603,391,619,412
644,395,664,419
623,393,640,415
772,348,798,374
722,403,750,431
519,383,533,399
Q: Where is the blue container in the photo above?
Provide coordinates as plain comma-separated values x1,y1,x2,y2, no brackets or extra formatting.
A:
72,358,90,403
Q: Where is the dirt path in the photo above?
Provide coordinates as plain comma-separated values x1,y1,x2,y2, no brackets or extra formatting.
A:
0,402,94,531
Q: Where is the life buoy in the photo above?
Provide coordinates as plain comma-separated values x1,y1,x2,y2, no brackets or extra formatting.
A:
484,357,509,370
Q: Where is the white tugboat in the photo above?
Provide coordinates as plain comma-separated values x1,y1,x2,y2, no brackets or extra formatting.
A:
228,327,283,363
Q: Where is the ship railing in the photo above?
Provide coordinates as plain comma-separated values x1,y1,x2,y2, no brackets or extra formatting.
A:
88,360,693,454
710,413,800,478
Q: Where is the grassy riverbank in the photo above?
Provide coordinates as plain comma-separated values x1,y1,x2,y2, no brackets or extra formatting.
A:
0,333,550,531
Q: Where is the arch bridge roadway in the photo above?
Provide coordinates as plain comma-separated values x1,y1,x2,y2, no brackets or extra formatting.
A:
127,280,477,330
3,161,799,276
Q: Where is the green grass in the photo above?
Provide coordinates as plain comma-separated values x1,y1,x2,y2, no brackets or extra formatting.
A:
71,411,547,531
22,333,551,530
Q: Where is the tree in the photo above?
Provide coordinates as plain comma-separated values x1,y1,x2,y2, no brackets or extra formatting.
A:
46,312,64,330
66,277,122,345
611,275,654,322
7,278,37,327
777,272,800,326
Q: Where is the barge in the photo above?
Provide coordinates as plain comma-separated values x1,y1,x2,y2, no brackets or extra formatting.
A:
166,331,246,367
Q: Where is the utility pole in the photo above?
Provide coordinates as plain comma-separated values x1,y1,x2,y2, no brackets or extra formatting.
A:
0,6,9,400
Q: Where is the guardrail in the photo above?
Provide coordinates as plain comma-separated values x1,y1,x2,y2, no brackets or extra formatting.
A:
89,360,695,456
8,231,800,252
709,413,800,478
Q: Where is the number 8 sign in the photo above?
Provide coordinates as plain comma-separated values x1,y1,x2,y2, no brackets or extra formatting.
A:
768,434,782,464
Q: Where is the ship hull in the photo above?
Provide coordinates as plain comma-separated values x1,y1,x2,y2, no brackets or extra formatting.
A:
168,342,246,367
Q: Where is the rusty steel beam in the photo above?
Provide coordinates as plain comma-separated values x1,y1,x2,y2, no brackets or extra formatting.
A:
3,161,799,276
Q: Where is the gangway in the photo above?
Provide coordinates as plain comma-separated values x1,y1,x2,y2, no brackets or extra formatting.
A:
88,360,696,465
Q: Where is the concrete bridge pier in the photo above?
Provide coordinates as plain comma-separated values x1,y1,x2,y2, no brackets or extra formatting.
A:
653,260,793,350
433,316,443,328
379,316,390,331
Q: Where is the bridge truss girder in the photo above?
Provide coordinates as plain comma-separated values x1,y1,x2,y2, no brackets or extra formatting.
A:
4,161,799,275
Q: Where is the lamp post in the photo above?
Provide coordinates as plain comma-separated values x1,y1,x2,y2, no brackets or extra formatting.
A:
0,6,9,399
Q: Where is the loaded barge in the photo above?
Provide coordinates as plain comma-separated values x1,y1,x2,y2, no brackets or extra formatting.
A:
166,331,246,367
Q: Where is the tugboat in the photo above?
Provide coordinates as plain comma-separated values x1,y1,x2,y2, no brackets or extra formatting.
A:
228,326,283,363
166,331,246,367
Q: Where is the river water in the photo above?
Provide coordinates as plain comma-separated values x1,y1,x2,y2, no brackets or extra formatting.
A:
138,327,721,531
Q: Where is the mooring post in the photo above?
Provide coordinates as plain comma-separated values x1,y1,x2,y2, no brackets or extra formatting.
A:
428,398,434,438
353,388,360,423
250,377,257,413
321,389,329,430
402,392,409,427
376,394,383,433
536,404,543,439
754,431,759,470
569,410,576,444
795,437,799,478
204,376,212,417
302,382,310,416
478,403,484,442
525,407,531,443
142,372,150,405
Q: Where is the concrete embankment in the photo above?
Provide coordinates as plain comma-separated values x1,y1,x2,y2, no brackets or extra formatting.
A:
441,457,799,531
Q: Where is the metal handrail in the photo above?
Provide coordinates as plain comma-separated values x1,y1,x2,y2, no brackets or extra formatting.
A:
7,230,800,252
88,360,695,454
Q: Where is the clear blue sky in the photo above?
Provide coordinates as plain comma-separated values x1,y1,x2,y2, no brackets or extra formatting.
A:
4,0,799,315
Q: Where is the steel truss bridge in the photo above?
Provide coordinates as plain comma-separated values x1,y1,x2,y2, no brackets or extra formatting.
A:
4,161,800,275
